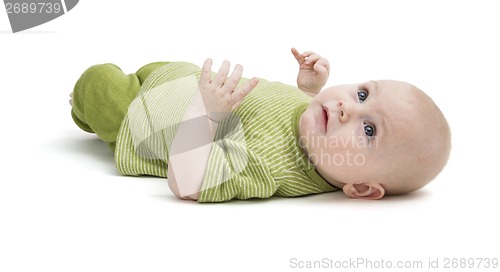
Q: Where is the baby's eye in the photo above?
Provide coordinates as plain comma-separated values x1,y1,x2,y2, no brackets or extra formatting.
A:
358,89,368,102
363,122,375,138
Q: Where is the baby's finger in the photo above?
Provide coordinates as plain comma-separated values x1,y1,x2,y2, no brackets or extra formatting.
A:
200,58,213,86
314,58,330,72
223,64,243,93
230,77,259,104
213,60,230,87
314,61,328,76
304,54,322,65
317,57,329,67
300,51,316,58
291,47,305,64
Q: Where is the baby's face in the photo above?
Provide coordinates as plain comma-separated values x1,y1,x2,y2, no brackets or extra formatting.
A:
299,80,422,189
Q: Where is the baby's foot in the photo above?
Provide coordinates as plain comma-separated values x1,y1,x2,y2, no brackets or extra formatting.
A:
69,92,73,106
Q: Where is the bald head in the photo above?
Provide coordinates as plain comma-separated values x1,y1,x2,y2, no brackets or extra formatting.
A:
378,81,451,194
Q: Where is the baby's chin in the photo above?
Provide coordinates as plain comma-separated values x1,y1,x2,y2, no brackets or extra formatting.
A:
314,165,342,186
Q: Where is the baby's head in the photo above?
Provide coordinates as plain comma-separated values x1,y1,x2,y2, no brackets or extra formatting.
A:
299,80,451,199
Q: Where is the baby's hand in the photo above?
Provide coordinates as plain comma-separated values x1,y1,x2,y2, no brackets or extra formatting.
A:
291,48,330,94
199,59,259,122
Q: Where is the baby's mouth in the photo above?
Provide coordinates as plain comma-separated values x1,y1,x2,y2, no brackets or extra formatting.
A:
322,106,329,132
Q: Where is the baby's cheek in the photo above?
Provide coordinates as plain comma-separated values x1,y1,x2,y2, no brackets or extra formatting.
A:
299,111,315,128
298,112,317,139
324,144,368,169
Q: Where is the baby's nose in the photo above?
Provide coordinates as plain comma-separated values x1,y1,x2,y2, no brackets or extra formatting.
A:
337,101,347,122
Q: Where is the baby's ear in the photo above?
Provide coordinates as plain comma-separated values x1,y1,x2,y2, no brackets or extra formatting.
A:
343,182,385,200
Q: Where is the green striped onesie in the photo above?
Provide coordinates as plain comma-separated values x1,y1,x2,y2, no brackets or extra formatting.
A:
73,62,338,202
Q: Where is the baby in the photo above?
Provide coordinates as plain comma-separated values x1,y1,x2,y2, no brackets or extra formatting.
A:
70,48,451,202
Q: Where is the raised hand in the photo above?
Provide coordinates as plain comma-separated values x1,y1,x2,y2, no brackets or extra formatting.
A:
199,59,259,122
291,48,330,94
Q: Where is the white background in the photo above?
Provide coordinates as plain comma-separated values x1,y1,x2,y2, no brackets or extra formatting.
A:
1,0,499,271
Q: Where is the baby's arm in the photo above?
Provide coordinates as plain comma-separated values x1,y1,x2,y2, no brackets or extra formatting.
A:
167,59,259,200
291,48,330,96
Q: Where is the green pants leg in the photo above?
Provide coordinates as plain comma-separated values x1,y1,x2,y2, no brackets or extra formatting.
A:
71,62,169,151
